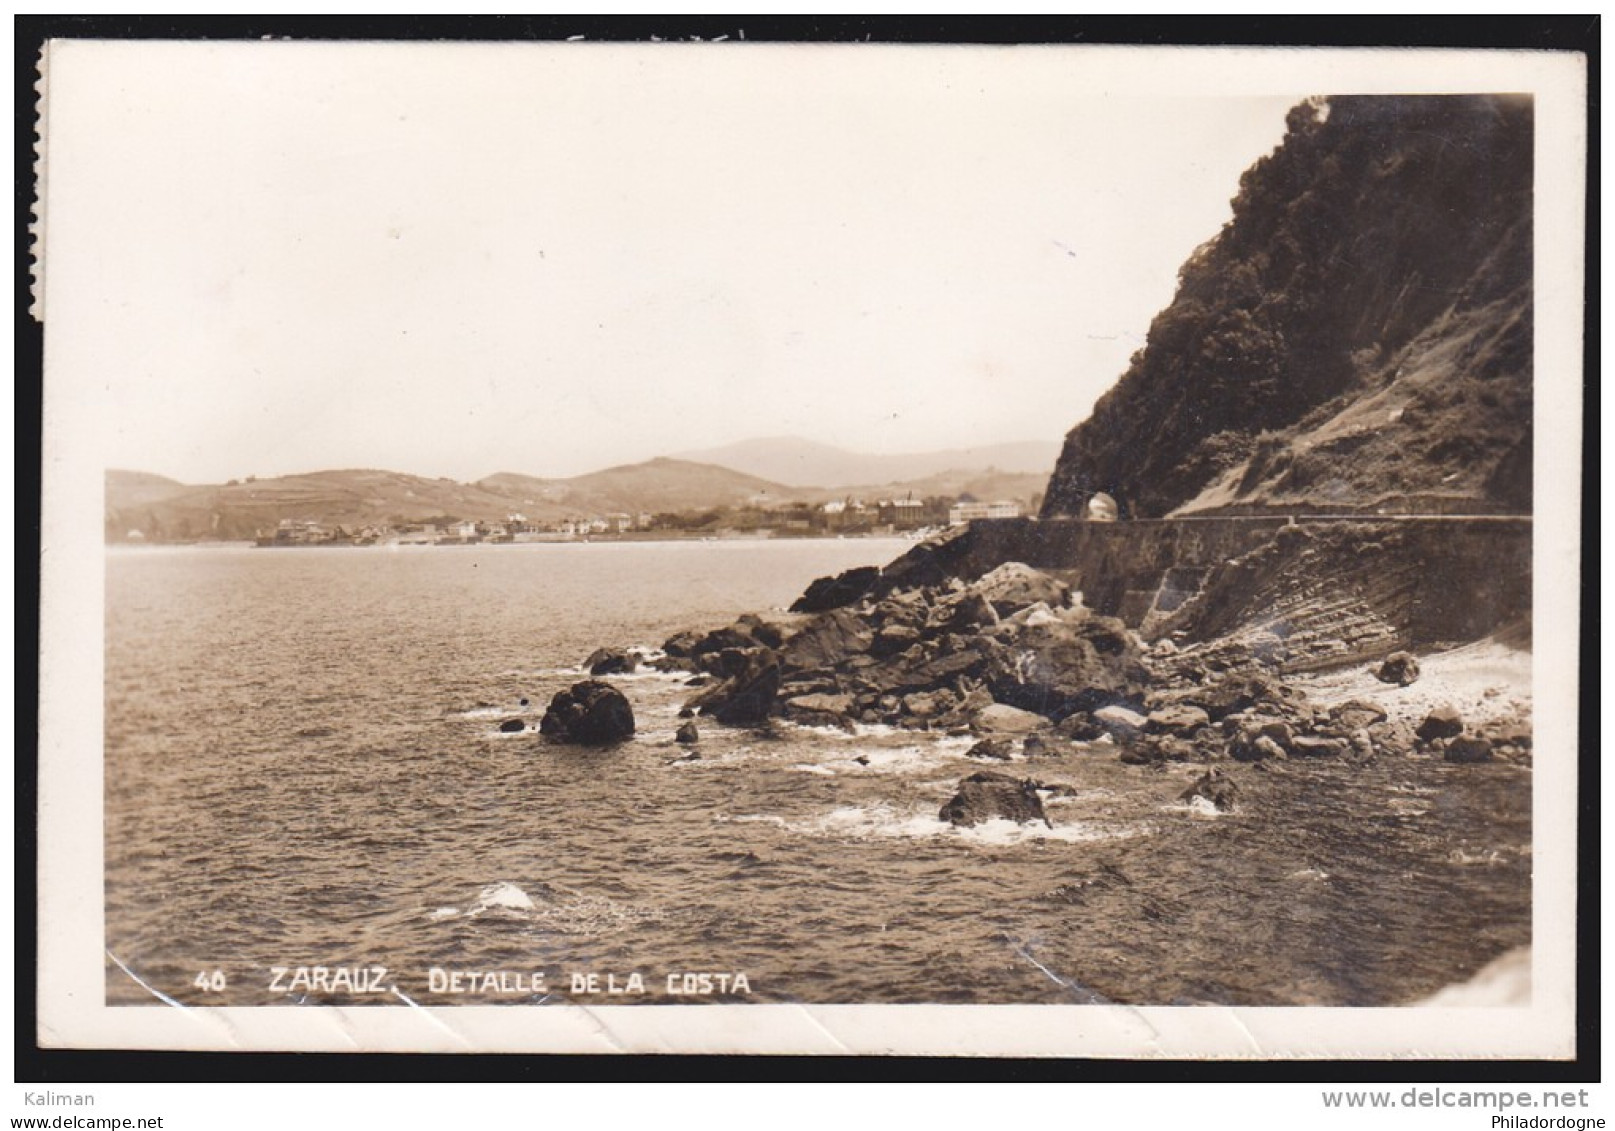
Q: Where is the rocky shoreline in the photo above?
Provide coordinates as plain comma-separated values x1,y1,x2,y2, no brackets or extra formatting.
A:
539,538,1532,830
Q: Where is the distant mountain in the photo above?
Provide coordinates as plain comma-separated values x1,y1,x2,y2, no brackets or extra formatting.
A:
671,436,1061,488
820,468,1047,507
477,458,798,515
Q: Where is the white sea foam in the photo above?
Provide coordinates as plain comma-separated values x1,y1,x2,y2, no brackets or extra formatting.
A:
425,881,537,922
1287,867,1330,882
722,805,1141,846
1166,797,1229,819
451,705,522,720
791,763,837,776
837,744,951,775
473,881,538,913
1447,847,1507,867
431,879,669,934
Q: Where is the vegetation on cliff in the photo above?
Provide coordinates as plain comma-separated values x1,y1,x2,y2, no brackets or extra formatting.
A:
1042,95,1533,518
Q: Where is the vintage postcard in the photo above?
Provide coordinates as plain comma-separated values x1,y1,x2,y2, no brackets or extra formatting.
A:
33,38,1585,1056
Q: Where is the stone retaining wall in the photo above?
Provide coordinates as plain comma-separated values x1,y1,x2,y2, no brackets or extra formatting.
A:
945,516,1531,668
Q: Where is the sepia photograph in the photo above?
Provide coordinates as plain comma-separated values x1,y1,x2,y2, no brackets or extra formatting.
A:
31,33,1586,1059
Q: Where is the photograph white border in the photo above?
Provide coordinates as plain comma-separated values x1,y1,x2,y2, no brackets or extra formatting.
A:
33,40,1587,1058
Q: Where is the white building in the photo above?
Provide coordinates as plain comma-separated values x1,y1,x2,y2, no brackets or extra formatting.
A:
948,500,1022,526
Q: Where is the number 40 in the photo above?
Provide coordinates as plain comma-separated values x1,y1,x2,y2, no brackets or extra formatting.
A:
193,970,226,992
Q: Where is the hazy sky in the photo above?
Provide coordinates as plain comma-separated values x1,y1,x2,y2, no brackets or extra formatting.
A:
44,42,1296,483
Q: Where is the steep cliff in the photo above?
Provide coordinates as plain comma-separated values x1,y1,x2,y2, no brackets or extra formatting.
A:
1042,95,1533,519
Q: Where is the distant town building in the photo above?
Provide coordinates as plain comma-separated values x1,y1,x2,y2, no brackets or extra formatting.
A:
948,500,1022,526
876,497,929,529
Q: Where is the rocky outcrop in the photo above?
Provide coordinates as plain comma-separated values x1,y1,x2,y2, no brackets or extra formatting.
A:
539,681,635,745
970,562,1072,616
939,771,1051,828
790,566,880,613
685,650,782,727
658,561,1149,736
1043,95,1532,519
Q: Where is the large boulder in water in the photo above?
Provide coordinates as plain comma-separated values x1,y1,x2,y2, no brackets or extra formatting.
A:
540,680,635,745
790,566,880,613
585,647,640,676
939,771,1051,828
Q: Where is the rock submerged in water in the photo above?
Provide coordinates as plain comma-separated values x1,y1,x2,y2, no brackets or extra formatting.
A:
939,771,1051,828
966,736,1016,761
585,647,640,676
675,720,700,745
1180,769,1238,813
498,718,526,733
539,680,635,745
1444,734,1494,764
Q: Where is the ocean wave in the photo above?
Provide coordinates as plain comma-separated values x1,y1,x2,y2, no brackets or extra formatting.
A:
718,805,1142,846
1164,797,1232,819
447,705,526,720
1446,847,1507,867
424,880,668,934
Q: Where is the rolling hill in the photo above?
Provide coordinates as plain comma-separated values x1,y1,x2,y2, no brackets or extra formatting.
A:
107,453,1051,543
672,436,1061,488
476,458,796,516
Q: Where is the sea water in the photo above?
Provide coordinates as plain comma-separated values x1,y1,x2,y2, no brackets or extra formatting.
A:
104,540,1530,1006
